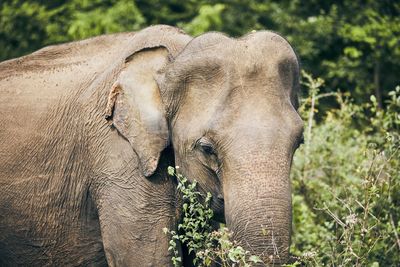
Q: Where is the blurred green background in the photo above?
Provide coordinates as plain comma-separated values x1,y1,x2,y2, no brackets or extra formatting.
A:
1,0,399,108
1,1,399,265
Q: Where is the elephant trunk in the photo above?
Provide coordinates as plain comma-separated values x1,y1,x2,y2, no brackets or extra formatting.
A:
223,147,292,265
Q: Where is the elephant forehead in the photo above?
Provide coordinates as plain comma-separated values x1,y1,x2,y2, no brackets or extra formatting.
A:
168,31,300,134
171,34,298,91
173,80,295,140
175,31,297,64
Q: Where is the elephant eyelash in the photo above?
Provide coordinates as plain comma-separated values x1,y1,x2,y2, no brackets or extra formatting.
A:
196,138,217,156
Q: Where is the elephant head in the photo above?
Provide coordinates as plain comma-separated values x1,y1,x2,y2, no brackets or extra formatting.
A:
104,26,303,265
163,32,303,263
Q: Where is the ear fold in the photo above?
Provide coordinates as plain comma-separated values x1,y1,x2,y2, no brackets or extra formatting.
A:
105,47,170,177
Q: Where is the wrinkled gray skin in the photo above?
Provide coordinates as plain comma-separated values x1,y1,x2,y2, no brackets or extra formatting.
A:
0,25,303,266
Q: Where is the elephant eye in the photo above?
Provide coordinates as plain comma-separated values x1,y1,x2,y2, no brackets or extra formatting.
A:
197,138,216,156
201,144,215,155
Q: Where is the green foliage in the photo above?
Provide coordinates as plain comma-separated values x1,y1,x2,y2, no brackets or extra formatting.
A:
66,0,145,40
179,4,225,36
164,167,262,267
2,0,399,108
0,0,50,60
291,73,400,266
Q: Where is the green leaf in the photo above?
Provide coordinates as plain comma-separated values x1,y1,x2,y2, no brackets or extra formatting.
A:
167,166,175,176
249,255,262,263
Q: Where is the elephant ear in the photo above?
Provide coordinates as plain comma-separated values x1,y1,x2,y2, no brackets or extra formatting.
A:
105,46,170,177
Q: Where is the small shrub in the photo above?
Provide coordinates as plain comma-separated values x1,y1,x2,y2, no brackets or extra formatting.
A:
164,166,263,267
291,74,400,266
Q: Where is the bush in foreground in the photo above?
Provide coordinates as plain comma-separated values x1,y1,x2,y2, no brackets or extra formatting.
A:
291,74,400,266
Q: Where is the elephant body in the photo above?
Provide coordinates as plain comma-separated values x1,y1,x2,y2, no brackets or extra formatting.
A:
0,25,303,266
0,32,136,266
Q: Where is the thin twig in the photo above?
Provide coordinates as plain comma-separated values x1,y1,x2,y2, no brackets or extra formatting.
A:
390,213,400,252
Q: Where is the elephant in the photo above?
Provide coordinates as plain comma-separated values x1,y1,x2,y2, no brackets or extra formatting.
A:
0,25,303,266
